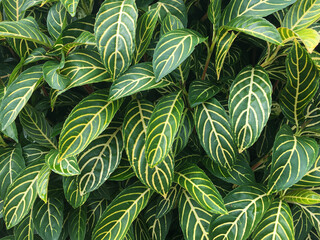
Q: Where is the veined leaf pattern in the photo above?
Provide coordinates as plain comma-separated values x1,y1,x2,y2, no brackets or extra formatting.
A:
284,189,320,205
60,0,80,17
13,210,34,240
92,182,154,240
36,164,51,202
58,90,123,160
94,0,138,79
0,65,43,131
188,80,220,108
295,150,320,187
155,183,181,218
229,65,272,152
292,204,313,240
268,125,318,192
63,176,89,208
123,99,174,196
47,2,70,40
68,205,87,240
294,203,320,236
145,91,184,167
194,97,237,169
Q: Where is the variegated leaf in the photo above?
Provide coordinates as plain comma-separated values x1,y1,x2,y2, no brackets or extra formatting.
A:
47,2,70,40
295,150,320,187
13,210,34,240
188,80,220,108
284,189,320,205
23,144,49,166
294,203,320,236
60,0,80,17
160,13,184,37
63,176,89,208
292,204,313,240
156,184,181,218
36,164,51,203
2,0,42,21
86,198,108,236
68,205,86,240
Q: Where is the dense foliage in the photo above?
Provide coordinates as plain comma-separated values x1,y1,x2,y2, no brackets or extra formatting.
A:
1,0,320,239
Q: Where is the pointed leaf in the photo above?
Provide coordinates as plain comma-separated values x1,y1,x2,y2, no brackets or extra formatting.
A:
160,13,184,37
179,189,212,240
23,144,50,166
94,0,138,79
152,29,206,81
36,164,51,203
174,163,227,214
77,121,123,195
209,185,272,240
33,196,64,240
156,184,181,218
58,90,123,159
68,205,86,240
225,16,282,45
0,145,25,199
123,99,174,195
268,125,318,192
188,80,220,108
284,189,320,205
45,149,80,176
43,60,71,91
108,62,170,101
145,91,184,167
295,150,320,187
63,176,89,208
19,105,57,149
60,0,80,17
194,97,237,169
229,65,272,152
279,41,319,126
3,161,44,229
292,205,313,240
252,199,294,240
294,203,320,236
47,2,70,40
2,0,41,21
0,65,43,131
208,0,221,33
92,182,154,240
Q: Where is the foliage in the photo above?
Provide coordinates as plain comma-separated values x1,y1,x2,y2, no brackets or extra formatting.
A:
1,0,320,239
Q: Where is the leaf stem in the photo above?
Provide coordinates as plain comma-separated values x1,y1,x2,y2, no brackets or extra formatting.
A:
201,40,215,80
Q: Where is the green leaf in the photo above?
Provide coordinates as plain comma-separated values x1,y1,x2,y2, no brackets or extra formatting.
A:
0,65,43,131
151,0,187,27
109,156,135,181
284,189,320,205
279,41,319,126
152,29,206,81
63,176,89,208
160,13,184,37
174,163,227,214
225,16,283,45
144,201,172,240
295,150,320,187
2,0,42,21
13,211,34,240
172,109,194,156
63,31,96,53
0,18,52,47
77,121,123,195
296,28,320,53
68,205,86,240
47,2,70,40
188,80,220,108
58,90,123,160
134,217,151,240
145,91,184,167
92,182,154,240
229,65,272,152
3,161,44,229
94,0,138,79
33,196,64,240
86,198,108,236
209,185,272,240
268,125,318,192
43,60,71,91
156,183,181,218
221,0,296,25
208,0,221,33
19,104,57,149
23,144,50,166
194,97,237,169
134,8,159,64
0,145,25,199
36,164,51,202
294,203,320,236
108,62,170,101
178,189,212,240
60,0,80,17
123,99,174,196
24,48,53,66
252,199,294,240
283,0,320,31
202,154,255,186
292,204,313,240
45,149,80,176
215,30,237,79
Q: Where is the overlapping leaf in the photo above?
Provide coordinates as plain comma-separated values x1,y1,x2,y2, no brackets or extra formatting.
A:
47,2,70,40
92,182,154,240
152,29,206,81
63,176,89,208
156,184,181,218
174,163,227,214
58,90,123,160
36,164,51,202
294,203,320,236
229,65,272,152
178,190,212,240
268,125,318,192
225,16,283,45
33,196,64,240
3,161,44,229
280,41,319,126
13,211,34,240
145,91,184,167
2,0,42,21
123,99,174,196
209,185,272,240
160,13,184,36
0,145,25,199
292,204,313,240
94,0,138,79
108,62,170,101
68,205,87,240
0,65,43,130
188,80,220,108
252,199,294,240
77,121,123,195
109,156,135,181
60,0,80,17
19,105,57,149
23,144,49,166
221,0,296,25
194,97,237,169
86,199,108,236
43,60,71,91
295,150,320,187
284,189,320,205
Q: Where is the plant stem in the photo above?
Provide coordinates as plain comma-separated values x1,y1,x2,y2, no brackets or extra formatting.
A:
201,40,215,80
251,152,272,171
